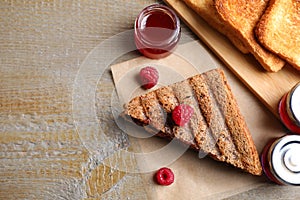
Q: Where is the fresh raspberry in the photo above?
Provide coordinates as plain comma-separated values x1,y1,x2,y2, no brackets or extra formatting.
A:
155,167,174,186
139,66,159,89
172,104,194,126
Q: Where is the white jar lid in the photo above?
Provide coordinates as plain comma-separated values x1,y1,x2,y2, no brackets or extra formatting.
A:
271,135,300,185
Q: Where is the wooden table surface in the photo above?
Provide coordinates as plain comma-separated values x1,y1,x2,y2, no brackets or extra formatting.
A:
1,0,300,199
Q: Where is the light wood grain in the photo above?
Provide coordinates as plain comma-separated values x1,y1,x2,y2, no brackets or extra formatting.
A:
0,0,156,199
164,0,300,117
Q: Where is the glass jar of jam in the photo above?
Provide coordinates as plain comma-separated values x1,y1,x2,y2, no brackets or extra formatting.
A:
134,4,181,59
279,82,300,134
261,135,300,185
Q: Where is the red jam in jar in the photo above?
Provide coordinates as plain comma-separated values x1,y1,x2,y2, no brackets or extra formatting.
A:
134,4,181,59
279,82,300,134
261,138,283,185
261,135,300,185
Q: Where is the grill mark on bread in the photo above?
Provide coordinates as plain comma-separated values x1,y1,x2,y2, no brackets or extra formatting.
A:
170,80,201,149
188,75,221,157
124,95,159,136
140,91,166,133
203,69,262,175
203,70,244,168
154,86,177,141
196,73,241,164
155,86,178,113
126,96,148,124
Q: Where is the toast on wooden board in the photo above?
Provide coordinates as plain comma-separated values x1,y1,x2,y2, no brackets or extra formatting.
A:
256,0,300,70
182,0,249,54
214,0,286,72
122,68,262,176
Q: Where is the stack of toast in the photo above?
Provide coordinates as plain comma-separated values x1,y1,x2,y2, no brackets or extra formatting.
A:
123,68,262,175
182,0,299,72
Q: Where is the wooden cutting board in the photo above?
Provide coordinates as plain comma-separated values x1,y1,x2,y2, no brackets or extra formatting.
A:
164,0,300,117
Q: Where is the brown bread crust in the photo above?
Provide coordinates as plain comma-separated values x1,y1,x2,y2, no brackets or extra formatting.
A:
191,73,241,164
255,0,300,70
214,0,285,72
182,0,250,54
123,69,262,175
203,69,262,175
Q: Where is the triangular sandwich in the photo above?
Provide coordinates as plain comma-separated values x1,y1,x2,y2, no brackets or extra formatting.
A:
122,68,262,175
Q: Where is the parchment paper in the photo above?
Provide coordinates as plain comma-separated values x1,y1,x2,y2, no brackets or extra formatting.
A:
111,40,286,199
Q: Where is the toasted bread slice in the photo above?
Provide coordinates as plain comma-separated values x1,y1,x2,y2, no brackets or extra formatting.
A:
214,0,285,72
182,0,249,54
123,68,262,175
256,0,300,70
